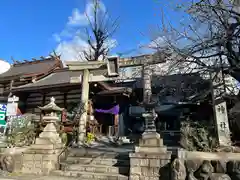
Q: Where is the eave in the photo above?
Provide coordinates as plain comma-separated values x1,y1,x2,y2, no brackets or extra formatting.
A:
97,87,132,96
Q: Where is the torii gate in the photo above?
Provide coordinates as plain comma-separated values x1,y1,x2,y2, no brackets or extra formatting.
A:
65,53,165,145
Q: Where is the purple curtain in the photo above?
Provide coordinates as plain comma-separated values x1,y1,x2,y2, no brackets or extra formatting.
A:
95,104,119,115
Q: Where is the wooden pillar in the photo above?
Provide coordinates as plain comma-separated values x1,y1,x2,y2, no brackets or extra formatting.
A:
42,93,46,106
114,114,119,136
63,92,67,109
113,96,118,136
78,69,90,144
8,80,14,98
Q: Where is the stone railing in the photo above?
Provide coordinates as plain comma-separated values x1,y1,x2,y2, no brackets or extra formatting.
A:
138,150,240,180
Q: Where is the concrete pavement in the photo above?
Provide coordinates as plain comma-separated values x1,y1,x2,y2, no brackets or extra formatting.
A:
0,175,80,180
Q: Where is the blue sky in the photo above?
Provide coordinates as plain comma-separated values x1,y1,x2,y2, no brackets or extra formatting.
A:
0,0,186,63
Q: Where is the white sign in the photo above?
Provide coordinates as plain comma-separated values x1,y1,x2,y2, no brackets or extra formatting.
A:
214,101,231,146
6,103,18,116
8,96,19,102
70,75,82,83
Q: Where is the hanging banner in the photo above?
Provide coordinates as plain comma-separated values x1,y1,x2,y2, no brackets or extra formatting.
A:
0,104,6,127
0,104,7,133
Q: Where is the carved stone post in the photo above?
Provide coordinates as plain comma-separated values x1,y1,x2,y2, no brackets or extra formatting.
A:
210,70,231,147
78,69,90,144
21,97,64,175
142,65,157,133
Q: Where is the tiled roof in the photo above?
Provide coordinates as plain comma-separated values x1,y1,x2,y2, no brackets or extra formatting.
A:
11,68,110,91
0,56,62,80
12,69,82,91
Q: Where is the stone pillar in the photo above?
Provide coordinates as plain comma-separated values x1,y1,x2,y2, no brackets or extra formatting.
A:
214,101,231,146
21,97,64,175
210,71,231,147
78,69,90,144
81,69,90,108
129,132,172,180
142,65,152,104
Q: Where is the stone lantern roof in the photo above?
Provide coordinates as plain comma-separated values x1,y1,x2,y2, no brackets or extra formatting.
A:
38,97,64,112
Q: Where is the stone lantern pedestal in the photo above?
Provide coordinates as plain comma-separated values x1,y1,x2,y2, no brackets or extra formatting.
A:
129,102,172,180
21,97,64,175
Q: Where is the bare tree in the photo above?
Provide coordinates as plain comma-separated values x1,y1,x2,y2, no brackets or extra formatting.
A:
151,0,240,81
144,0,240,149
77,0,118,61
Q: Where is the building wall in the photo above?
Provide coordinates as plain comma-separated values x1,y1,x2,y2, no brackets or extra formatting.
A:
25,92,43,121
25,88,82,121
127,58,239,96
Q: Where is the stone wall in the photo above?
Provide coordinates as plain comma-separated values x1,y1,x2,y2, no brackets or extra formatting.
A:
172,150,240,180
21,149,61,175
0,147,29,173
129,147,240,180
179,150,240,161
130,153,171,180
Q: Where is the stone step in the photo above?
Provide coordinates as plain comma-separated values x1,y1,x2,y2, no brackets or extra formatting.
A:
64,157,130,166
51,170,129,180
61,164,129,175
67,148,129,159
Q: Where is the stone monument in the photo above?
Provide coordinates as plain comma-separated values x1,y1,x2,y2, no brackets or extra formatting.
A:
129,65,172,180
210,70,231,147
21,97,64,175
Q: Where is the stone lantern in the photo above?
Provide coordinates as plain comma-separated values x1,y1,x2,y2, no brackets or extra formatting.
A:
32,97,64,146
38,97,64,123
21,97,64,175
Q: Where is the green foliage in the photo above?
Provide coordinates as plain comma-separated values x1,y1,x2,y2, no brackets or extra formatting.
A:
86,132,95,144
6,115,36,147
66,102,80,121
60,132,68,145
180,119,218,152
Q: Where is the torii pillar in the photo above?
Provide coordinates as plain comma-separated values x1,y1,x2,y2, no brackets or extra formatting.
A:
66,61,107,144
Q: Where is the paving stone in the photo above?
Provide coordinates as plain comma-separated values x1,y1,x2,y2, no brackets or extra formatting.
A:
64,164,129,174
0,175,82,180
52,170,129,180
65,157,129,166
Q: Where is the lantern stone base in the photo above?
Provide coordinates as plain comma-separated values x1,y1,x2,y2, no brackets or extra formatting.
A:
135,132,167,153
21,122,63,175
129,132,172,180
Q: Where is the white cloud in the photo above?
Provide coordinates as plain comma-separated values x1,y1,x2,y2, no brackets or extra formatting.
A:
56,35,89,63
53,34,61,42
67,1,106,26
54,0,116,62
67,8,88,26
148,37,166,49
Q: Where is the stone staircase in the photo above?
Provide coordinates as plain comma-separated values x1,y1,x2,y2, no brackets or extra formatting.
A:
51,147,130,180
